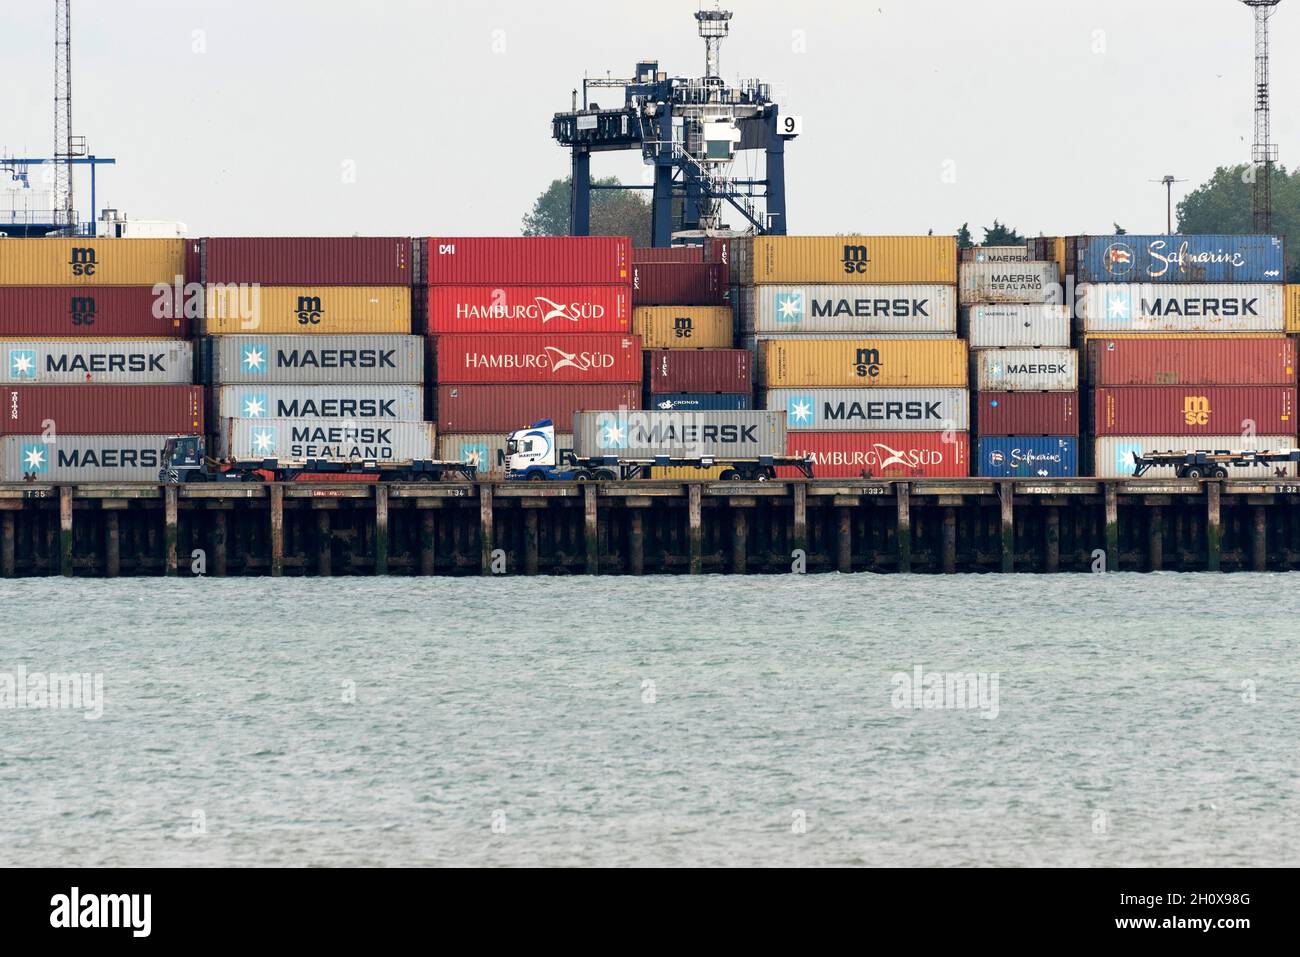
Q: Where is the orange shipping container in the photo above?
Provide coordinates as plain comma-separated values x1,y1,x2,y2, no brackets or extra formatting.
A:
1287,285,1300,333
204,286,412,334
731,236,957,285
761,338,968,388
0,238,185,286
633,306,733,349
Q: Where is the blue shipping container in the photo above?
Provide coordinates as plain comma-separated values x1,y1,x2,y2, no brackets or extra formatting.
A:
645,393,752,412
978,437,1078,478
1075,235,1284,284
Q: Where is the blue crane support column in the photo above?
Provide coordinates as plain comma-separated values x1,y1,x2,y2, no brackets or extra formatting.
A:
765,111,788,235
683,174,702,232
570,148,591,236
651,108,676,247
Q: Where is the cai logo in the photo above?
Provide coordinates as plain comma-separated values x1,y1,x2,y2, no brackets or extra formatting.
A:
242,393,269,418
461,443,489,470
241,342,269,374
774,292,805,324
20,443,49,474
786,395,816,426
250,427,277,455
1116,443,1143,476
1183,395,1211,426
9,350,38,380
595,413,629,450
1103,242,1135,278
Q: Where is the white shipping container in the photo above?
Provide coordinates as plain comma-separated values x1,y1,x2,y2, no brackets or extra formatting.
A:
763,388,969,432
214,385,424,421
975,348,1078,392
437,432,575,475
737,284,957,335
961,245,1031,263
963,305,1071,348
0,339,192,384
958,262,1061,305
1094,435,1298,479
217,418,436,462
209,335,424,385
0,434,169,482
1078,283,1285,332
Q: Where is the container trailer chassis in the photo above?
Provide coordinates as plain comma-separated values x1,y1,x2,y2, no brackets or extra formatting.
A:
510,451,815,483
1130,449,1300,479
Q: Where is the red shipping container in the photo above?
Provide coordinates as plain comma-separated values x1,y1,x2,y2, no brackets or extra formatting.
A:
433,334,642,385
631,262,728,306
783,431,970,479
644,349,750,393
184,239,202,286
204,238,412,285
436,384,639,433
633,246,705,264
1093,386,1297,436
1,385,204,435
0,287,192,338
1087,337,1296,386
426,286,631,334
978,392,1078,436
424,237,630,286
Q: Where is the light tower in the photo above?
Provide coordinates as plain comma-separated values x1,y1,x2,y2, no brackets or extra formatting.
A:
694,3,732,81
1242,0,1282,234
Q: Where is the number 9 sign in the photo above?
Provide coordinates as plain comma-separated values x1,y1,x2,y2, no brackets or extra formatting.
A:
779,115,803,137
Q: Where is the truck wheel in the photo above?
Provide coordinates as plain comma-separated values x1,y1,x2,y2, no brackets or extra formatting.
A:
573,471,592,482
720,470,741,481
527,472,546,482
594,469,617,481
1185,467,1204,479
1211,467,1229,479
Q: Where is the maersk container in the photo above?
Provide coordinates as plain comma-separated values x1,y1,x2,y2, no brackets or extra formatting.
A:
977,392,1078,436
0,238,185,286
633,306,733,348
975,348,1077,392
436,384,639,433
737,284,957,335
433,334,641,385
1075,234,1285,284
424,237,631,285
959,245,1030,263
0,287,192,338
1094,435,1298,479
203,237,411,285
958,262,1061,305
1093,386,1296,436
631,263,728,306
977,437,1078,478
0,339,193,384
209,335,424,385
644,349,750,393
217,418,436,462
1078,283,1285,332
763,388,969,432
214,385,423,422
437,431,575,475
731,236,958,285
783,431,969,479
204,286,412,335
0,434,171,482
0,385,203,435
646,393,752,412
963,304,1071,348
573,410,786,459
426,285,631,335
1087,337,1296,386
760,339,968,388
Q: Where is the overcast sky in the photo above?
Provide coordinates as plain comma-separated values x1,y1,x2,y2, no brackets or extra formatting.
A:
3,0,1292,238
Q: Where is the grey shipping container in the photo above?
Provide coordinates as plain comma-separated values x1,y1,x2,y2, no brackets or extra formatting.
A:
960,245,1030,263
1093,435,1297,479
573,410,787,459
438,431,575,475
1077,283,1285,333
763,388,969,432
958,262,1061,305
0,339,193,384
214,385,424,421
975,348,1078,392
736,284,957,335
1,434,169,482
217,418,436,462
962,305,1071,348
208,335,424,385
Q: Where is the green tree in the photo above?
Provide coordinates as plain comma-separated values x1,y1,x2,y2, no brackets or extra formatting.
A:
522,176,651,243
956,223,973,249
982,220,1025,246
1113,223,1128,235
1178,163,1300,281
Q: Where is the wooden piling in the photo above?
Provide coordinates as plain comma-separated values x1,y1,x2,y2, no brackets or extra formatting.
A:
942,507,957,575
1148,505,1163,572
731,506,747,575
1253,505,1267,572
419,506,437,576
688,484,702,575
792,483,807,560
1044,506,1060,574
315,506,332,577
896,483,911,573
1104,484,1119,571
479,483,494,575
1206,482,1221,572
374,484,389,576
163,485,178,577
524,505,541,576
628,508,644,576
212,507,228,577
59,486,74,578
103,501,125,579
270,484,284,578
837,506,852,573
584,483,599,575
2,509,16,578
998,481,1014,573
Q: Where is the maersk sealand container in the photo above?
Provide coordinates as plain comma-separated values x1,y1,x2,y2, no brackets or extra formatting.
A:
977,437,1078,478
1075,235,1285,284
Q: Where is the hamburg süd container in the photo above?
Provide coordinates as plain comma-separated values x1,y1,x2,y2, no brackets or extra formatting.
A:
783,431,969,479
423,236,631,285
0,385,203,435
630,262,727,306
1086,337,1296,386
977,392,1078,436
1093,386,1296,436
960,245,1030,263
633,306,733,348
974,348,1077,392
0,287,191,338
202,237,411,285
963,304,1071,348
737,284,957,336
204,286,412,335
426,285,631,335
644,349,751,393
437,431,575,475
436,384,640,433
646,393,752,412
0,238,185,286
0,339,193,384
1,434,173,482
1094,434,1298,479
731,235,958,285
957,262,1060,305
208,335,424,385
217,418,436,462
1075,234,1285,284
214,385,423,421
573,410,786,459
763,387,969,432
760,339,968,388
433,334,642,385
977,437,1078,478
1078,283,1285,332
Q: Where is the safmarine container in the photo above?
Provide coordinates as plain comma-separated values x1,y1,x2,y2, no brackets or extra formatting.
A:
0,238,185,285
1078,283,1284,332
426,286,631,335
977,392,1078,436
424,237,630,285
633,306,733,348
646,393,752,412
203,237,411,285
977,437,1078,477
217,418,436,462
204,286,412,335
964,304,1071,348
1093,386,1296,436
0,339,193,384
433,334,641,385
214,385,423,422
957,262,1060,305
437,431,575,475
0,385,203,435
573,410,786,459
631,263,727,305
209,335,423,385
960,245,1030,263
644,349,750,393
975,348,1077,392
1075,234,1285,284
763,388,969,432
1087,337,1295,386
436,384,639,433
0,287,191,338
784,431,969,479
760,339,968,388
0,434,172,482
1094,435,1298,479
737,284,957,335
731,236,958,285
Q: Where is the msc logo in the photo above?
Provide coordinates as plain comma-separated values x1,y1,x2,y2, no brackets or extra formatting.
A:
1183,395,1211,426
250,427,278,455
9,350,37,380
853,347,883,379
296,295,324,325
240,343,269,374
70,295,97,326
69,247,98,276
774,291,804,324
1103,242,1135,278
842,244,870,275
673,316,693,339
595,413,629,450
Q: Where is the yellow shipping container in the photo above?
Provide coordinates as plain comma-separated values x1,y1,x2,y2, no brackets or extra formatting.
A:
1286,285,1300,333
0,238,185,285
649,466,729,480
762,338,968,388
733,235,957,285
1081,333,1283,340
204,286,412,334
633,306,733,348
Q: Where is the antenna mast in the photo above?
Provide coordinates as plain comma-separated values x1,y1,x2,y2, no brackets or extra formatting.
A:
1242,0,1282,234
54,0,74,229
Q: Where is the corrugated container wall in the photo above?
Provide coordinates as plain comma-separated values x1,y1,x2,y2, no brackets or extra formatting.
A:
764,388,970,432
1287,285,1300,333
975,348,1077,392
760,339,968,388
0,238,185,285
1087,337,1296,386
1,434,172,482
1075,234,1285,284
1093,386,1296,436
573,411,786,459
208,335,424,385
785,432,969,479
738,285,957,336
426,286,631,335
1095,435,1298,479
977,392,1078,436
1078,284,1285,332
0,287,192,338
646,393,752,412
214,385,424,422
960,245,1030,263
436,384,640,434
631,247,704,264
957,262,1060,305
977,437,1078,478
963,304,1071,348
217,419,436,462
424,237,631,285
0,385,203,435
0,339,193,384
644,349,751,393
633,306,733,348
203,237,411,285
204,286,412,335
437,431,575,475
631,263,727,305
433,334,641,385
732,236,958,285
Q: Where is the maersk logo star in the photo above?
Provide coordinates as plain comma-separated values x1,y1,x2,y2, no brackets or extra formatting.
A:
463,444,488,469
1107,291,1130,320
242,394,268,418
241,343,268,373
251,428,277,455
9,350,37,380
21,444,48,473
787,395,815,426
596,414,629,449
774,292,804,324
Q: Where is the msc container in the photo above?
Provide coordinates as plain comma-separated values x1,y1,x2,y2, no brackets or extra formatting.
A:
1094,386,1296,436
203,237,411,285
0,339,193,384
977,437,1078,477
437,431,575,475
1078,283,1285,332
731,236,958,285
632,246,705,264
424,237,631,285
0,434,171,482
630,263,727,306
204,286,412,335
0,238,185,285
1287,285,1300,333
0,287,191,338
958,262,1060,305
1087,337,1296,386
214,385,423,422
573,410,786,459
0,385,203,435
1094,435,1299,479
426,285,631,335
433,334,641,385
760,339,968,388
436,384,639,433
1075,234,1285,284
783,431,969,479
737,284,957,335
644,349,750,393
633,306,733,348
963,304,1071,348
646,393,752,412
977,392,1078,436
209,335,424,385
975,348,1077,392
960,245,1031,263
763,387,969,432
217,418,436,462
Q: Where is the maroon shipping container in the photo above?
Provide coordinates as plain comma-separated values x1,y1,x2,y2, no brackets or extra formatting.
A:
978,392,1078,436
0,287,192,338
1,386,204,435
633,246,705,264
433,334,642,385
1087,337,1296,386
631,262,728,306
424,237,630,286
436,384,639,433
426,285,631,334
204,238,412,285
184,239,202,286
1093,386,1297,436
644,349,751,394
